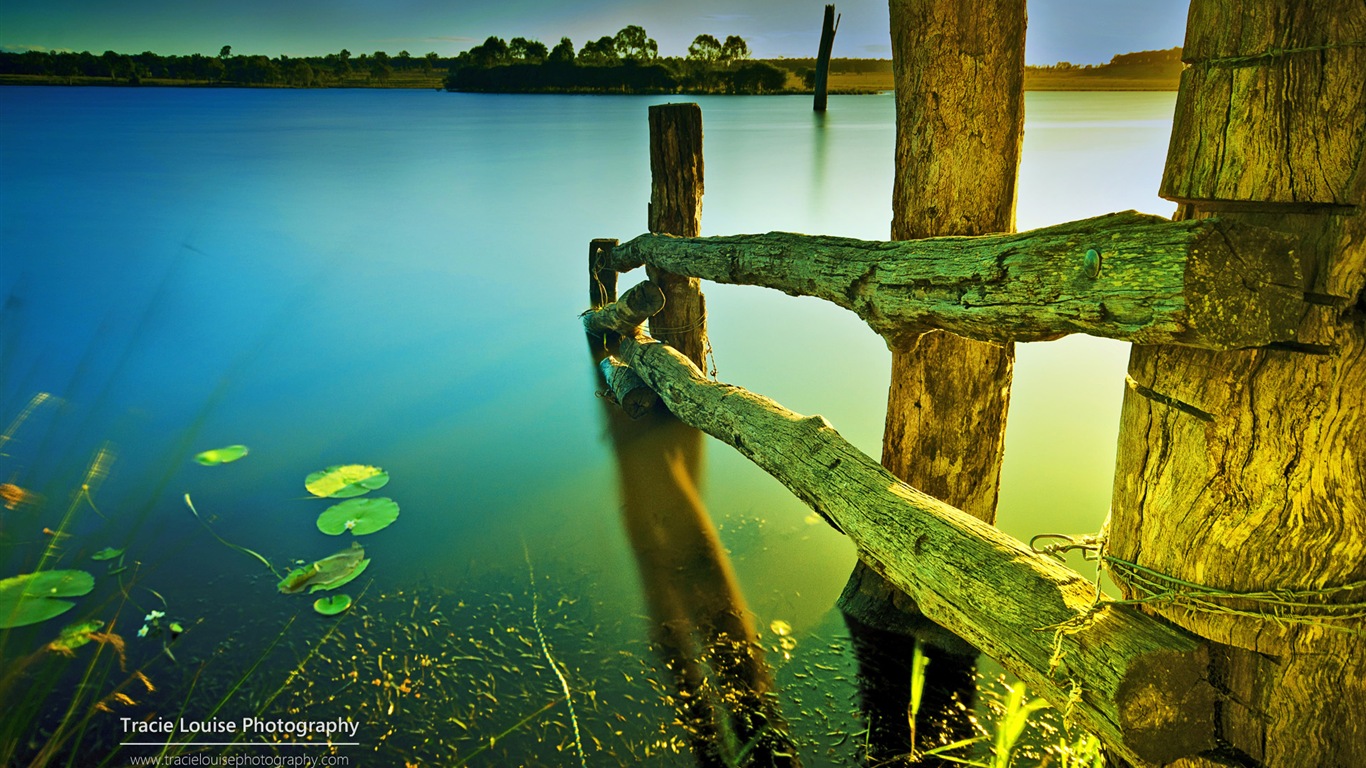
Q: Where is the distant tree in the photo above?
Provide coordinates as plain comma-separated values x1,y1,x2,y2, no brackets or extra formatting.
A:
288,58,314,86
219,45,231,59
509,37,548,63
548,37,576,65
468,36,510,67
423,51,439,74
613,25,658,62
728,61,786,92
720,35,750,62
687,34,722,61
577,36,619,66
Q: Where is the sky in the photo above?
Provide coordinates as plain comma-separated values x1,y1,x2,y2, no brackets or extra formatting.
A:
1,0,1190,65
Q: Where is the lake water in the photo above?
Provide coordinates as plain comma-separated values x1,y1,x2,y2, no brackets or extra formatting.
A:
0,88,1176,765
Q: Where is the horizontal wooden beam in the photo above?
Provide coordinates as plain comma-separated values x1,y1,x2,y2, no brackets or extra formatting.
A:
613,325,1216,766
602,211,1303,351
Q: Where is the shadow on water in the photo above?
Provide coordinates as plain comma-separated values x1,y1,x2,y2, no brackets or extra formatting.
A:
589,334,800,767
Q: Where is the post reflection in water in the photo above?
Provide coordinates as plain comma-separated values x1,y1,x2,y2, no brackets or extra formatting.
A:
589,344,799,767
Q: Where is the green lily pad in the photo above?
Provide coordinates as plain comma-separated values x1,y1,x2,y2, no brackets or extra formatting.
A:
91,547,124,561
317,497,400,536
195,445,249,465
278,543,370,594
50,619,105,653
313,594,352,616
304,465,389,498
0,570,96,629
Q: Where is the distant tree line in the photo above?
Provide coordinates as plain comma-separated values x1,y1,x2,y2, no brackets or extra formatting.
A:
0,46,455,86
1031,46,1183,71
444,26,791,94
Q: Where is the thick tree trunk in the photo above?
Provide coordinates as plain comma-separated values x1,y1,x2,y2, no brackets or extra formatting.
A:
1110,2,1366,765
611,327,1215,767
837,1,1026,759
606,214,1303,350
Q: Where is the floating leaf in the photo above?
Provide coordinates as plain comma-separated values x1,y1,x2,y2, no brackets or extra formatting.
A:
195,445,249,466
278,543,370,594
304,465,389,498
49,619,105,653
313,594,352,616
0,570,96,629
91,547,124,561
317,497,400,536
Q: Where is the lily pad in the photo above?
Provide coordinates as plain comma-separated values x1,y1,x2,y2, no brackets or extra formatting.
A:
195,445,249,466
313,594,352,616
278,543,370,594
91,547,124,561
317,497,400,536
0,570,96,629
304,465,388,498
49,619,105,653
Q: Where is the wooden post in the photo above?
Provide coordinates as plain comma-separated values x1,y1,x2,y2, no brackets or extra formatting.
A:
647,104,709,370
813,5,839,112
1109,2,1366,765
838,0,1027,758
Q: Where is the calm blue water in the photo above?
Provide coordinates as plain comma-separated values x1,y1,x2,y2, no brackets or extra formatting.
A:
0,87,1176,764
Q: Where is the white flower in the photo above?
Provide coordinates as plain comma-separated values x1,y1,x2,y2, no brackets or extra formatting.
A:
345,520,357,530
144,610,165,622
137,625,149,638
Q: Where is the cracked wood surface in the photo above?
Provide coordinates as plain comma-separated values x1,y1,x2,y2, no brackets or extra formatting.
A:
604,211,1304,351
612,327,1215,767
1110,2,1366,764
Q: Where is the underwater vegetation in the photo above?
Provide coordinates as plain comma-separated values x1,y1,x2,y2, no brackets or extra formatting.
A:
0,390,1103,767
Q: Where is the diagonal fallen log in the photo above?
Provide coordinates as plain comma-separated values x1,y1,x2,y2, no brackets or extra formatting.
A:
602,210,1303,351
613,326,1217,767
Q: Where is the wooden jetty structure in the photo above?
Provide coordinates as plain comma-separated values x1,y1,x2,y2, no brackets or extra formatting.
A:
582,1,1364,765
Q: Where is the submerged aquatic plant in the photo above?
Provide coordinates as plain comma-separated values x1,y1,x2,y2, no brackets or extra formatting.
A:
278,543,370,594
316,497,400,536
183,494,279,577
304,464,389,498
313,594,352,615
0,570,96,629
194,444,250,465
90,547,124,561
46,619,107,655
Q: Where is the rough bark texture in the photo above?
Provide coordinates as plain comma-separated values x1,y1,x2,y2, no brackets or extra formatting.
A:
607,214,1303,350
889,0,1025,241
582,280,666,337
847,1,1027,752
614,330,1215,767
813,5,837,112
647,103,709,370
1111,2,1366,765
599,356,658,419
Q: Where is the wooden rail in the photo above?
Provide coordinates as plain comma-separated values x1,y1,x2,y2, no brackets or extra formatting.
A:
584,288,1216,766
602,212,1304,351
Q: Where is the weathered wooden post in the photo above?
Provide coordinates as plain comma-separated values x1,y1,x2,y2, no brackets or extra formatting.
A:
1108,2,1366,765
646,104,709,371
837,0,1025,759
813,5,839,112
585,104,799,765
